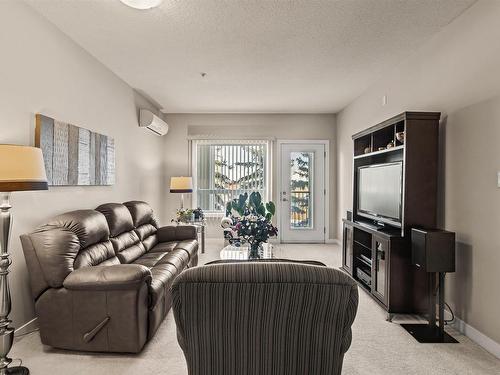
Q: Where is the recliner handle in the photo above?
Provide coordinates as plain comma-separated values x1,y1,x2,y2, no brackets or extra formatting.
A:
83,316,110,343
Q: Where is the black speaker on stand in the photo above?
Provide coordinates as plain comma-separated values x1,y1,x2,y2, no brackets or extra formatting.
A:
401,228,458,343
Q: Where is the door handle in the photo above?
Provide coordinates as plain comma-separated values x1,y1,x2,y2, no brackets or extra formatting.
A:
281,191,288,202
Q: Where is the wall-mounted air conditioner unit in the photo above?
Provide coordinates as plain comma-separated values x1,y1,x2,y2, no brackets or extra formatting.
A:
139,109,169,136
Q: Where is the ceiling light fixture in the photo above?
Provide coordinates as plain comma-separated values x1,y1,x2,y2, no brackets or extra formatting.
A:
119,0,163,10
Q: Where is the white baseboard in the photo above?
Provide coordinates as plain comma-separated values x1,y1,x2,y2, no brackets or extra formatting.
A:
15,317,38,337
452,318,500,359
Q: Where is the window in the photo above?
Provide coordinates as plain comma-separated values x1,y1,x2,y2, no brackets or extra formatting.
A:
192,140,270,212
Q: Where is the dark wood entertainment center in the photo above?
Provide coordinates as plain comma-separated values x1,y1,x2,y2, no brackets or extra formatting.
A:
341,112,440,320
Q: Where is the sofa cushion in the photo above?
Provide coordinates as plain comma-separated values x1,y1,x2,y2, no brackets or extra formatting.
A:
74,241,119,269
47,210,109,249
124,201,156,228
95,203,134,237
133,252,168,268
111,231,146,264
175,240,199,260
95,203,148,264
156,250,189,271
134,223,158,251
142,235,159,252
134,248,189,271
135,223,157,241
149,240,198,261
131,250,180,309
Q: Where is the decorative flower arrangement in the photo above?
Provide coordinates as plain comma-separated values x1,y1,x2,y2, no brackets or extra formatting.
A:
222,192,278,259
173,208,194,223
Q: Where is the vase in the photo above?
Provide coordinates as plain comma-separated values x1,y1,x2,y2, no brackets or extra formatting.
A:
248,242,262,259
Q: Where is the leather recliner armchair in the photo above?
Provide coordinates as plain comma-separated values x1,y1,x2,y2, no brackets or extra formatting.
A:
20,201,198,353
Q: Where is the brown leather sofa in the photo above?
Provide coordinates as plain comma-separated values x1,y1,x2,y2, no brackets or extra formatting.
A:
20,201,198,353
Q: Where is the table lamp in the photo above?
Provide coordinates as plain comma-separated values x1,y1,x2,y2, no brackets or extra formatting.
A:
170,176,193,210
0,145,48,375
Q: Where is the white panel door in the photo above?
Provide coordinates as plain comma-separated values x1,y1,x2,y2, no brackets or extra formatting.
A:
279,143,326,243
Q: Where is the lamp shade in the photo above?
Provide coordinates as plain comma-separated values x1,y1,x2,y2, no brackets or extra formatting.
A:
0,145,48,192
170,176,193,193
119,0,163,10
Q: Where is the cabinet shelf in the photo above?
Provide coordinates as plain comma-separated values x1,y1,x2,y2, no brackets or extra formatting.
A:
355,267,372,290
358,254,372,267
353,240,372,252
353,145,404,160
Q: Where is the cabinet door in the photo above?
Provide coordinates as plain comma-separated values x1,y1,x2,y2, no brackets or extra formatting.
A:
372,236,389,306
342,224,353,275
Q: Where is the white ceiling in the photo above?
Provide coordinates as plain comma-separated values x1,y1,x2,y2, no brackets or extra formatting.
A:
27,0,476,113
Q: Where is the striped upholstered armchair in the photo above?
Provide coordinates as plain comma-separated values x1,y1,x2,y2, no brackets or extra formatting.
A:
172,261,358,375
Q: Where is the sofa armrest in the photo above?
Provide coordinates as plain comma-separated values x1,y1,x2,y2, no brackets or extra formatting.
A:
157,225,197,242
63,264,151,291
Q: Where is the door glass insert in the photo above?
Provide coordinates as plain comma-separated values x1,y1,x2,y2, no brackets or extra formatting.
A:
289,152,314,229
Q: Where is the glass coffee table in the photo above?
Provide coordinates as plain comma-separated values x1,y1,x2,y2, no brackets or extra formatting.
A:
220,242,278,260
211,243,325,267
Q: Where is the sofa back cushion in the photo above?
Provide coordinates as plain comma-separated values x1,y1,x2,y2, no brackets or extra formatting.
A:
124,201,159,251
22,210,118,292
74,241,118,269
95,203,134,237
124,201,155,227
47,210,109,248
96,203,147,263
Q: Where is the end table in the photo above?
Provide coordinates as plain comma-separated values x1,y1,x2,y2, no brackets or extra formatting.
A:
176,220,206,254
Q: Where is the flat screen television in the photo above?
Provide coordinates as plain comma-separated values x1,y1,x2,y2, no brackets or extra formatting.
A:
357,162,403,227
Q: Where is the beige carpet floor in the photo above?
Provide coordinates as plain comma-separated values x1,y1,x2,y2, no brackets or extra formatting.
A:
12,239,500,374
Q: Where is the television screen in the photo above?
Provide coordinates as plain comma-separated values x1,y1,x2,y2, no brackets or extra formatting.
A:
358,162,403,224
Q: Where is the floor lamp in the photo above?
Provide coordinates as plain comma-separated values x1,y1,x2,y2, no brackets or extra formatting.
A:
0,145,48,375
170,176,193,210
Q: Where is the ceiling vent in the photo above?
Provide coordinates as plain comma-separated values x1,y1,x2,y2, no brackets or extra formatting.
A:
139,109,169,136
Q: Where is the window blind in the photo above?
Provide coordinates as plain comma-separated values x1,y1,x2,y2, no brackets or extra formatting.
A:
192,140,270,212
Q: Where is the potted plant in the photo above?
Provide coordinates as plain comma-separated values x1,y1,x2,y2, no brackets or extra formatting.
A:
222,192,278,259
193,207,205,221
173,208,194,223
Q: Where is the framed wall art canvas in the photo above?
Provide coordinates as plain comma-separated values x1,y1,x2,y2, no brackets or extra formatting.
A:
35,114,115,186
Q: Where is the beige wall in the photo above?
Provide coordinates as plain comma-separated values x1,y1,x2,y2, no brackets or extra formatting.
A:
336,0,500,345
162,114,337,239
0,2,164,328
